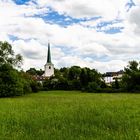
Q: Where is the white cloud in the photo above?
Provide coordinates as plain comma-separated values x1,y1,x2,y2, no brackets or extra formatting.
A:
55,56,127,73
34,0,128,20
128,6,140,34
0,0,140,73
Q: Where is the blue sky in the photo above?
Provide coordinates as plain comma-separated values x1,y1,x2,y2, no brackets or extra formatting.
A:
13,0,30,5
0,0,140,72
12,0,134,33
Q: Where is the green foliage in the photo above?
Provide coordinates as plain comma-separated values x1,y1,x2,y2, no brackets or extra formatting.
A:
0,41,22,67
0,41,25,97
87,82,101,92
0,41,41,97
26,68,44,76
20,72,32,93
30,81,41,93
21,72,42,93
0,91,140,139
60,67,69,77
39,60,140,93
43,66,103,92
43,77,69,90
112,79,120,89
43,79,51,90
56,77,68,90
121,60,140,92
68,66,81,80
80,68,88,87
26,68,37,75
0,64,24,97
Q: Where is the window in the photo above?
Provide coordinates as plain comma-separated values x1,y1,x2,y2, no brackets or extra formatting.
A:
49,66,51,69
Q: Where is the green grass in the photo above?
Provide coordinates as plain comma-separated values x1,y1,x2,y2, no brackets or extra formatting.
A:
0,91,140,140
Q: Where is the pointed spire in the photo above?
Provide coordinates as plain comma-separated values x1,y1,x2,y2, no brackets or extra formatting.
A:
47,42,51,63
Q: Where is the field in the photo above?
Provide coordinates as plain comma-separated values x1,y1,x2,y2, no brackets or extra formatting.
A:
0,91,140,140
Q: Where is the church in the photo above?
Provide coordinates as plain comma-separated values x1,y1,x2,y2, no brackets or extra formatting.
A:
35,43,54,82
43,43,54,78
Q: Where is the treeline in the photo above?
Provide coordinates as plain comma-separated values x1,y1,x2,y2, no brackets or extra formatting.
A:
0,41,41,97
0,41,140,97
27,66,106,91
27,61,140,93
42,66,106,92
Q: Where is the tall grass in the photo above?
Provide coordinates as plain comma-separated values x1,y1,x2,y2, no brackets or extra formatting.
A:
0,91,140,140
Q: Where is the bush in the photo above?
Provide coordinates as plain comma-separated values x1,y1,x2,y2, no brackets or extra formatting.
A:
43,79,52,91
21,72,42,93
0,64,24,97
87,82,101,92
30,81,42,93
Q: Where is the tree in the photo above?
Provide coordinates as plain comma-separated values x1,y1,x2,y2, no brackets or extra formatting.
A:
111,78,120,91
80,68,88,87
26,68,44,76
68,66,81,80
0,64,24,97
36,69,44,76
0,41,39,97
20,71,42,93
0,41,22,67
60,67,69,78
0,41,24,97
121,61,140,92
41,65,105,92
26,68,37,75
87,82,100,92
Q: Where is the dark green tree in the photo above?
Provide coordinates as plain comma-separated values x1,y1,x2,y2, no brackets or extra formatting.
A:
26,68,37,75
121,61,140,92
111,78,120,91
26,68,44,76
68,66,81,80
80,68,88,87
0,64,24,97
0,41,39,97
0,41,22,67
87,82,100,92
60,67,69,78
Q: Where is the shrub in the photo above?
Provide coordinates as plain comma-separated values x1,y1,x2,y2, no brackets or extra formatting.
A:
30,81,41,93
87,82,101,92
0,64,24,97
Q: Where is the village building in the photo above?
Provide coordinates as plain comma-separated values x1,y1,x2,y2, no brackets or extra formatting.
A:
104,70,124,84
35,43,54,82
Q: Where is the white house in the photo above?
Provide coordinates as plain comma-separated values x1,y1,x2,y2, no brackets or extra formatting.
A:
104,70,123,84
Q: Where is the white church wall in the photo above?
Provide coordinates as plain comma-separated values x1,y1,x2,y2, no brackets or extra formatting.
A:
44,63,54,77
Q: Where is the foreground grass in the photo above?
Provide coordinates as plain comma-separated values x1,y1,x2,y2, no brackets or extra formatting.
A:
0,91,140,140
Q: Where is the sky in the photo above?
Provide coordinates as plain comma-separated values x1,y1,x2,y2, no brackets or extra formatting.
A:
0,0,140,73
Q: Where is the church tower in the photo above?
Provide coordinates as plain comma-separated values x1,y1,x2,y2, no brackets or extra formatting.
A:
44,43,54,77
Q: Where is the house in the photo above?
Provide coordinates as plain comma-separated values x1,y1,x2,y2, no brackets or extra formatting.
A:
104,70,124,84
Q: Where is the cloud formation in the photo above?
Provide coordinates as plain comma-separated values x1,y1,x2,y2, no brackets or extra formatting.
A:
0,0,140,73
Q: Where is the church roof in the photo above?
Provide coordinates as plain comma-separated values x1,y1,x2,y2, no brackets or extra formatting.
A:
47,43,51,63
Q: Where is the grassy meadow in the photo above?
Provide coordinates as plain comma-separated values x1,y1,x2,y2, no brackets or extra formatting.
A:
0,91,140,140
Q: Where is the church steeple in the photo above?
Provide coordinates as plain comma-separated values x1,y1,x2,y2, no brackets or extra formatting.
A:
44,42,54,77
47,43,51,63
